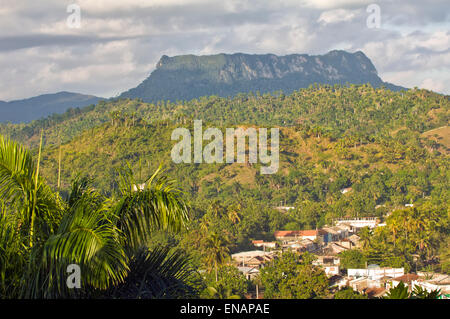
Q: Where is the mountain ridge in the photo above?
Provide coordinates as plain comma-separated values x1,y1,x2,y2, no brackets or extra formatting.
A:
0,91,102,123
120,50,405,102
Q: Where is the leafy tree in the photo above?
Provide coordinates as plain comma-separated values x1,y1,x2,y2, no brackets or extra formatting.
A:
384,282,410,299
384,282,442,299
334,287,367,299
339,249,367,269
259,251,329,299
203,265,248,299
202,284,241,299
411,285,441,299
202,232,230,282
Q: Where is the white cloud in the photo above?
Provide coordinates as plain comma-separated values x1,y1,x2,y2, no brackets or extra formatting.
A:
301,0,372,10
420,78,446,93
0,0,449,100
318,9,358,24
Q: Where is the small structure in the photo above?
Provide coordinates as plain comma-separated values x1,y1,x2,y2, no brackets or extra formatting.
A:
252,240,277,250
286,238,318,253
231,250,275,268
322,242,351,255
313,256,341,277
365,287,386,298
412,273,450,296
274,230,324,243
347,234,360,247
314,255,340,267
237,266,260,280
349,277,382,293
335,217,378,229
321,226,349,243
348,265,404,281
390,274,420,291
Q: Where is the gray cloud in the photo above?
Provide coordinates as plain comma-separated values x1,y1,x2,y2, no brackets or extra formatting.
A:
0,0,448,101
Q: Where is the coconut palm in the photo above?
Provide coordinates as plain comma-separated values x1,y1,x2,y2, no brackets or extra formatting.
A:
358,226,373,250
227,203,241,224
203,284,241,299
203,232,230,283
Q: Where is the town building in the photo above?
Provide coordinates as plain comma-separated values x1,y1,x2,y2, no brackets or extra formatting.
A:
231,250,275,268
347,265,404,281
251,240,277,250
335,217,379,230
412,273,450,297
274,230,325,243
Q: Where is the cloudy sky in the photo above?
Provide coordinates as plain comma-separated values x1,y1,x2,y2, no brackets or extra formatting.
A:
0,0,448,101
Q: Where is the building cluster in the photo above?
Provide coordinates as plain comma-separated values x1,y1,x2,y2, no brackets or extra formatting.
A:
230,217,450,299
335,267,450,298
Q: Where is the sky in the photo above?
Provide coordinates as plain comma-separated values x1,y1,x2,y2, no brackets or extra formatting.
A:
0,0,448,101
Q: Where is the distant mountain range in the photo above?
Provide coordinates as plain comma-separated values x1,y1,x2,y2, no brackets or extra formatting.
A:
0,50,406,123
0,92,101,123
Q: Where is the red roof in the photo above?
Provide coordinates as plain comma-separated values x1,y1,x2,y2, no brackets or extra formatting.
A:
274,230,320,238
392,274,419,283
300,230,320,236
274,231,300,237
365,287,386,298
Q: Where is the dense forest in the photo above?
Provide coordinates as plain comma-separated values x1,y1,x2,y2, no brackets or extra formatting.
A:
1,84,449,298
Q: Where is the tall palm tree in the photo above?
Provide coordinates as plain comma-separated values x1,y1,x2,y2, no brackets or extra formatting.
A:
227,203,241,224
358,227,373,251
203,232,230,283
0,135,194,299
0,134,62,250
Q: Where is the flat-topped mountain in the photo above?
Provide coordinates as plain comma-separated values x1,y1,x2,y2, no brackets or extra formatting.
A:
120,50,404,102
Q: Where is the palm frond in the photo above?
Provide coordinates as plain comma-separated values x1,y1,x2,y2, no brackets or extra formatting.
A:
113,168,189,250
25,187,128,298
108,246,201,299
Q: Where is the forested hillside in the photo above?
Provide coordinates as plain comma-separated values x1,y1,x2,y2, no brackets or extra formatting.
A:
1,84,449,274
2,84,447,148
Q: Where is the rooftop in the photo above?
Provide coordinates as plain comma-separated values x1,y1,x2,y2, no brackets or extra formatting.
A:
392,274,419,283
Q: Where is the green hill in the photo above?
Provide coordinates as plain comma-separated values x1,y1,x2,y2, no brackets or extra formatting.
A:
8,85,442,223
1,83,449,273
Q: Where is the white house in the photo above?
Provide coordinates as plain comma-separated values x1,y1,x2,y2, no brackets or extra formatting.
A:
348,265,404,280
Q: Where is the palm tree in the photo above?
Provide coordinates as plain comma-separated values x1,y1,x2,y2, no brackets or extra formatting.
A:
384,281,410,299
208,200,224,220
227,203,241,224
0,134,194,298
358,227,373,250
107,246,201,299
203,232,230,283
0,134,62,250
204,284,240,299
387,214,402,248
